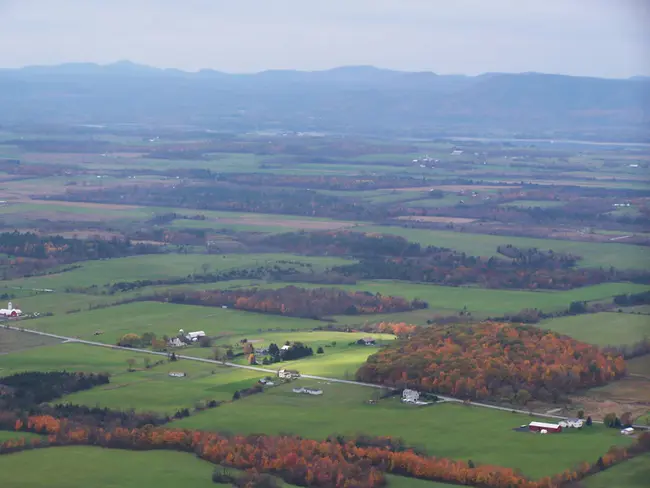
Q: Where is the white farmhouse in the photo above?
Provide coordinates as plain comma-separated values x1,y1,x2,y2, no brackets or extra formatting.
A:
0,302,22,317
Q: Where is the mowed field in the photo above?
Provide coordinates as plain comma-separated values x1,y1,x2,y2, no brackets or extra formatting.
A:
0,447,222,488
540,312,650,346
175,379,633,480
584,453,650,488
17,301,325,344
357,225,650,269
262,280,650,316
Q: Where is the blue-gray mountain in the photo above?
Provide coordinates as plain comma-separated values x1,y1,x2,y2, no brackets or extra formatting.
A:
1,62,648,141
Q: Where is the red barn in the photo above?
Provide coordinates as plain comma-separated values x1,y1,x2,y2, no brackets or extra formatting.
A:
529,421,562,433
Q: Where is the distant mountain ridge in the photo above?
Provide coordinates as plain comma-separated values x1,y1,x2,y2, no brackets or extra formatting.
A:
0,61,648,140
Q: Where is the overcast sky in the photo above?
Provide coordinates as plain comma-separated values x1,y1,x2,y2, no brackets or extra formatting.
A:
1,0,649,77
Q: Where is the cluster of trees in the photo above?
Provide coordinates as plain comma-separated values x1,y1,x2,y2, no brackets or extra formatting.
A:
0,231,160,260
333,256,650,290
4,414,649,488
356,322,626,403
496,245,579,268
0,372,109,409
102,263,307,294
261,231,650,290
603,337,650,361
149,285,426,319
260,231,435,258
0,406,169,431
261,342,314,363
217,173,429,191
55,183,387,221
116,332,167,350
613,290,650,306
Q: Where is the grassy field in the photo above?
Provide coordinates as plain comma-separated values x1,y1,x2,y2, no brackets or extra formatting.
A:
21,301,324,344
386,476,458,488
357,225,650,269
5,254,354,290
499,200,566,208
0,447,222,488
188,330,397,379
584,453,650,488
275,280,650,317
0,341,263,414
0,327,61,353
0,430,42,443
176,380,632,479
0,342,159,376
539,312,650,346
61,361,261,413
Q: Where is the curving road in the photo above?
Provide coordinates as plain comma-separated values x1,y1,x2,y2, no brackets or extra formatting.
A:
2,323,647,429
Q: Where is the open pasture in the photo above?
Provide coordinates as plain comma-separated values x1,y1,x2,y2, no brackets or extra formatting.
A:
539,312,650,347
20,301,322,344
584,453,650,488
60,360,261,413
176,380,632,479
0,327,61,354
0,447,221,488
0,342,159,376
0,430,42,443
272,280,650,317
357,225,650,269
4,253,354,290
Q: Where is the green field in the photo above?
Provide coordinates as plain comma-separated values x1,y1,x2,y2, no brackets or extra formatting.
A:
176,380,632,479
21,301,324,344
357,225,649,269
274,280,650,317
61,361,261,413
0,342,156,376
540,312,650,346
0,447,221,488
584,453,650,488
0,327,60,353
0,430,42,443
499,200,566,208
4,253,354,290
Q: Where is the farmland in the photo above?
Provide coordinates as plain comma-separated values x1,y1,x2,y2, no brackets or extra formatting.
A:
540,312,650,347
0,447,222,488
584,453,650,488
175,380,632,480
1,126,649,487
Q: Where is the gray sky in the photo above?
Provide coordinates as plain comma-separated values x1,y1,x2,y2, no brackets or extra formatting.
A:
1,0,649,77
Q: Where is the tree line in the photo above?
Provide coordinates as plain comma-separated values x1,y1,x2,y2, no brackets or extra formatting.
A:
148,285,426,319
356,322,626,404
2,414,649,488
0,372,109,410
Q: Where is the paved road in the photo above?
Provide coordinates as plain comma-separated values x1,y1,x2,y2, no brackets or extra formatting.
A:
2,323,647,429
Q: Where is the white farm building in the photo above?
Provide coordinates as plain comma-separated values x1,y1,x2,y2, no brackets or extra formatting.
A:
0,302,22,317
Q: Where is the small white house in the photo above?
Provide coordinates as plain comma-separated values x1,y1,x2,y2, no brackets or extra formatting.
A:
278,369,300,379
361,337,376,346
168,372,186,378
451,149,464,155
559,418,584,429
280,344,291,351
168,337,185,348
621,427,635,435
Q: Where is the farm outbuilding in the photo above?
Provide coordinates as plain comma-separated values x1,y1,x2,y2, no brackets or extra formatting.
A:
528,421,562,433
0,302,22,317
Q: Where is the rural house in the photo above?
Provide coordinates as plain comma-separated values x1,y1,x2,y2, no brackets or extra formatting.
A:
278,369,300,379
528,421,562,433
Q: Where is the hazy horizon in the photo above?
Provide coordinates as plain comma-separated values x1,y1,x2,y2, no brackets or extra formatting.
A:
1,0,649,78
